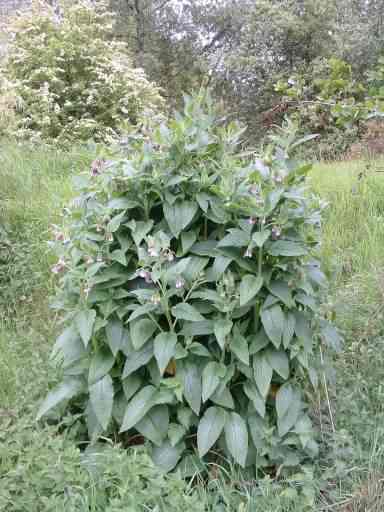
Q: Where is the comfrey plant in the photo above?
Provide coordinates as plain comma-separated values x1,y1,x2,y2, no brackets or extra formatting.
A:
38,94,341,473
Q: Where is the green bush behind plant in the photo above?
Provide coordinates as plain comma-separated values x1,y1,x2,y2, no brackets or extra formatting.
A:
0,0,163,146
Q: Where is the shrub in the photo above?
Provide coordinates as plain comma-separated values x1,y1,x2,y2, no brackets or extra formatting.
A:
0,0,163,145
38,93,341,472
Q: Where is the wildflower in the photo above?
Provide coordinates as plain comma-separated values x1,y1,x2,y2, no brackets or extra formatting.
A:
96,255,103,263
248,217,256,225
150,293,161,305
51,257,66,274
105,232,113,242
138,269,152,283
175,277,185,289
84,256,94,266
244,248,252,258
96,224,103,232
90,158,105,176
84,284,92,297
148,247,159,257
273,174,283,184
166,250,175,262
271,226,281,240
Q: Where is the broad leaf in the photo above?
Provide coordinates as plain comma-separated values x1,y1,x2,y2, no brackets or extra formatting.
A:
211,386,234,409
36,378,83,420
89,374,114,430
217,229,250,248
180,361,202,415
154,332,178,375
265,349,289,379
75,309,96,347
135,405,169,446
197,406,226,457
243,381,266,418
320,320,343,352
214,318,233,349
171,303,205,322
152,441,185,473
283,313,296,348
164,201,198,238
88,348,115,384
261,305,285,348
275,384,294,419
253,354,273,397
106,318,124,356
122,341,154,378
120,385,157,432
224,412,248,467
130,319,157,350
122,374,142,401
230,331,249,366
252,230,270,248
239,274,263,306
268,240,308,257
268,280,293,307
202,362,225,402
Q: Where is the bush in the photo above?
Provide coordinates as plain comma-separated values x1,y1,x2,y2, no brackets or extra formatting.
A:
38,93,341,472
0,0,163,145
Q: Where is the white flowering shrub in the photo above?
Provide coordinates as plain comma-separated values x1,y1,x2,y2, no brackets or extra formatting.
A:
0,1,163,145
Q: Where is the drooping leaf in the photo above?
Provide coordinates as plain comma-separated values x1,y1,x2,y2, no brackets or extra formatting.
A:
171,303,205,322
168,423,186,447
130,318,157,350
268,280,293,307
120,385,157,432
164,201,198,238
224,412,248,467
135,405,169,446
283,312,296,348
252,230,270,248
320,320,343,352
89,374,114,430
122,341,154,378
253,353,273,398
152,440,185,473
154,332,178,376
243,381,266,418
197,406,227,457
239,274,263,306
75,309,96,347
202,362,225,402
122,374,142,401
210,386,234,409
268,240,308,257
88,347,115,384
106,318,124,356
107,211,126,233
214,318,233,349
180,360,202,415
129,220,154,246
230,330,249,366
265,349,289,379
181,231,197,254
277,388,302,437
51,325,85,368
275,384,294,419
217,229,250,248
128,303,159,322
36,377,84,420
261,305,285,348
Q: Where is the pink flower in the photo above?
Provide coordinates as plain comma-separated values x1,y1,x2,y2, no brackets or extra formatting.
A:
51,257,66,274
248,217,256,225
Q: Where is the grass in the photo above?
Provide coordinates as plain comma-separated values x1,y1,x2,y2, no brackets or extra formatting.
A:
1,145,384,510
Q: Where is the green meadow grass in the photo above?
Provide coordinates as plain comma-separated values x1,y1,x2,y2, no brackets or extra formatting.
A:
1,146,384,510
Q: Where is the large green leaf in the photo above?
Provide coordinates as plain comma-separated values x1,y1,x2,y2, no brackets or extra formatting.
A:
202,362,225,402
217,229,250,248
120,385,157,432
106,318,124,356
51,325,85,368
36,377,84,420
268,240,308,257
229,330,249,366
164,200,198,238
128,220,154,246
75,309,96,347
239,274,263,306
214,318,233,349
261,305,285,348
276,387,302,437
130,318,157,350
283,312,296,348
265,349,289,379
122,341,154,378
268,280,293,307
197,406,227,457
154,332,178,376
135,405,169,446
88,348,115,384
252,230,270,248
243,381,266,418
89,374,114,430
171,303,205,322
224,412,248,467
253,353,273,397
128,303,159,322
152,440,185,473
211,386,234,409
122,374,142,401
180,361,202,415
275,384,294,419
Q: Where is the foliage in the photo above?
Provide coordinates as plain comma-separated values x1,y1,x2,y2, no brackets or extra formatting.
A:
37,93,341,473
0,0,163,145
274,57,384,159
